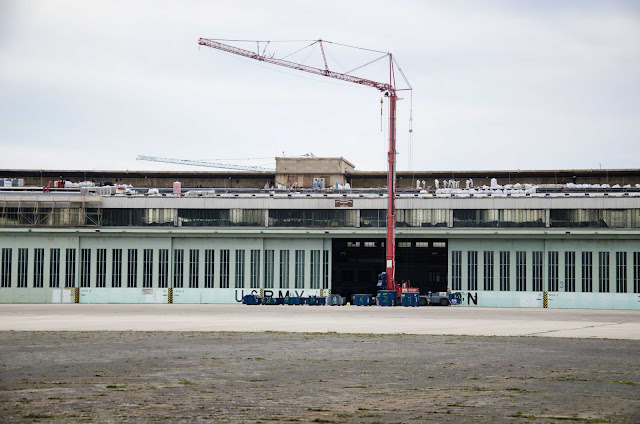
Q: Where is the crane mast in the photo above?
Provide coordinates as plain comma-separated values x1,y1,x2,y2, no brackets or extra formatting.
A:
198,38,404,291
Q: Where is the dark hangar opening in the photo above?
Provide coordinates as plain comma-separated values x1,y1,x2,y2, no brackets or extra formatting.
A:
331,238,448,298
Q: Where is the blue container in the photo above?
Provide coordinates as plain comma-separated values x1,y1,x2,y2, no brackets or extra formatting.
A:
285,296,302,305
401,292,420,307
263,297,282,305
308,296,326,306
377,290,397,307
242,294,262,305
353,294,373,306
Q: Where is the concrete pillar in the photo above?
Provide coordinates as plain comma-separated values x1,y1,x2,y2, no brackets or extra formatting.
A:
545,209,550,228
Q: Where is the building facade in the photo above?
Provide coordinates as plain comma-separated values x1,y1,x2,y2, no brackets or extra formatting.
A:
1,189,639,309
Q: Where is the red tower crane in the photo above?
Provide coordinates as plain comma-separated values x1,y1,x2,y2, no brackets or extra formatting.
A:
197,38,411,291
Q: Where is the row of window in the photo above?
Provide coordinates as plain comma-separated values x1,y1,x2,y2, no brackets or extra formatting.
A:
2,208,640,228
451,250,640,293
0,248,330,290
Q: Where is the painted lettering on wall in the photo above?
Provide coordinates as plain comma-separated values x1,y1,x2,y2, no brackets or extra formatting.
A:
235,289,306,302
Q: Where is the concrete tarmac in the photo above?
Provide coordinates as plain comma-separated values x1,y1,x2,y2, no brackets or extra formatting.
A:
1,304,639,339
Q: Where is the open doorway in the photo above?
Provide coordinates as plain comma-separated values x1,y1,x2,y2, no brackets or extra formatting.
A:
331,238,448,297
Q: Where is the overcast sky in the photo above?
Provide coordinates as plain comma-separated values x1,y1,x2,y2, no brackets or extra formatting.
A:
1,0,639,173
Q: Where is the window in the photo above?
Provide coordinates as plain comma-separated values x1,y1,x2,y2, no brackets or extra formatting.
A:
549,209,640,228
205,249,215,288
158,249,169,288
220,249,230,288
565,251,575,292
599,252,610,292
532,251,543,291
310,250,320,289
581,252,592,292
173,249,184,288
50,248,60,288
323,250,329,289
235,250,245,288
467,251,478,290
269,209,356,227
264,250,274,289
250,250,260,289
80,249,91,288
34,248,44,288
499,251,510,291
279,250,290,289
616,252,627,293
433,242,446,248
143,249,153,288
398,242,411,248
451,251,462,290
188,249,199,288
1,248,12,288
364,242,377,248
127,249,138,288
65,248,76,288
516,251,526,291
102,208,174,227
634,252,640,294
548,251,559,291
295,250,305,289
347,242,361,248
453,209,544,228
483,251,493,291
179,209,264,227
416,242,429,248
96,249,106,288
17,248,28,288
396,209,449,227
112,249,122,288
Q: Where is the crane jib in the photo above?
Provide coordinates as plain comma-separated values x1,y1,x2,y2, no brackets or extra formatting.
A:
198,39,393,93
198,37,402,290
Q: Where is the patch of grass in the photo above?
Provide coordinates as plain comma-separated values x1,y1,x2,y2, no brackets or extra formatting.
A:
307,408,329,412
506,387,525,392
609,380,637,386
105,384,126,389
311,419,335,423
510,411,536,418
23,412,54,419
357,407,369,411
248,378,268,382
178,379,197,385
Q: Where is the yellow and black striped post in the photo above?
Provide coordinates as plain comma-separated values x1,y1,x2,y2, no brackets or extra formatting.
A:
168,288,173,304
74,287,80,304
543,292,548,308
320,289,323,297
260,289,264,297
